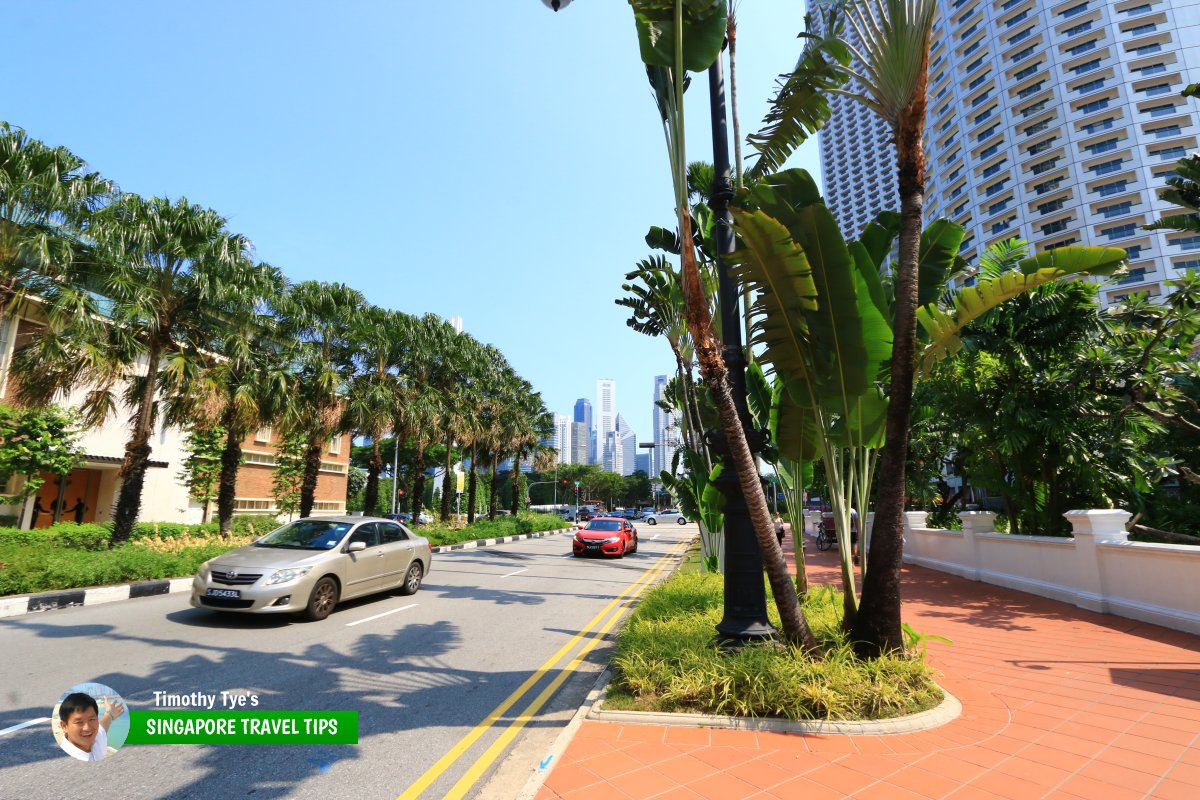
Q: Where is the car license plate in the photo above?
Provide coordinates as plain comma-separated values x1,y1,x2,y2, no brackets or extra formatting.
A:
586,544,601,550
206,588,241,599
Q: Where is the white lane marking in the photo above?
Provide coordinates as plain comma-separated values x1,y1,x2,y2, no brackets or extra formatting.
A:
0,718,51,736
650,534,660,541
501,568,529,578
345,603,418,627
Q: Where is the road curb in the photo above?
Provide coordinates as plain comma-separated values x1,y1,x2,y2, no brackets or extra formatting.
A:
585,682,962,735
0,527,576,620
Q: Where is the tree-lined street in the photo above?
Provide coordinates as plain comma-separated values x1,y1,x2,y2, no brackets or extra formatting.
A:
0,528,695,799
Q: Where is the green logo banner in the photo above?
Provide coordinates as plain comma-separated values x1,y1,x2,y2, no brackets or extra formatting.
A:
125,711,358,744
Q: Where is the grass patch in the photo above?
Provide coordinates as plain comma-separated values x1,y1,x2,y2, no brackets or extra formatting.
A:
606,573,942,721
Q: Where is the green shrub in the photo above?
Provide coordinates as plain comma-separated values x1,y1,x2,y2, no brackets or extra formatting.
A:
46,522,112,550
231,515,282,536
608,574,942,721
419,511,565,546
0,514,18,527
926,508,962,530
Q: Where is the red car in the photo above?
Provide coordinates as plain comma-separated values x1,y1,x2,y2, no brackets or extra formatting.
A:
572,517,639,558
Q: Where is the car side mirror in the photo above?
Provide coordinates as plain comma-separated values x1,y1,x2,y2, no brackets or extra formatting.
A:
346,541,367,552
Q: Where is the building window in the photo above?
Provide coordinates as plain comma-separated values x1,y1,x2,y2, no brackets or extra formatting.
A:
1121,4,1152,17
1077,98,1111,114
984,179,1010,197
1093,179,1128,197
1083,138,1119,155
1117,267,1148,285
1133,64,1167,76
1064,21,1094,37
1069,59,1102,76
1065,40,1097,56
983,160,1008,178
979,142,1003,159
1034,177,1065,195
329,433,342,455
1009,27,1035,45
1080,118,1115,134
1075,77,1107,95
1100,223,1138,241
1046,238,1078,250
1138,83,1172,97
1030,158,1061,175
1124,245,1144,260
1130,43,1162,56
1017,81,1046,99
1010,44,1037,63
1037,198,1067,215
254,425,272,444
1028,138,1056,155
1152,146,1186,161
988,199,1011,216
1042,219,1071,235
1013,64,1040,81
1098,201,1134,219
1169,235,1200,251
1089,158,1125,175
1145,104,1177,118
1125,23,1157,36
1147,125,1182,139
1173,258,1200,270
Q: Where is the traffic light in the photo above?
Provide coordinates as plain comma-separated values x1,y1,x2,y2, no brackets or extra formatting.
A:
398,489,406,496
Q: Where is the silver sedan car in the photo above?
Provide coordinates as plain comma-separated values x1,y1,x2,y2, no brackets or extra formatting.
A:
190,516,433,621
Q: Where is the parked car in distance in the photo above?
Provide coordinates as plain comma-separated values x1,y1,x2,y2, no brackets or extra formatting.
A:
643,509,688,525
190,516,432,621
572,517,639,558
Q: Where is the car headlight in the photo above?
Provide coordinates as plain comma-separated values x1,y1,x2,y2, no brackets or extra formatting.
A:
265,566,313,586
603,537,621,544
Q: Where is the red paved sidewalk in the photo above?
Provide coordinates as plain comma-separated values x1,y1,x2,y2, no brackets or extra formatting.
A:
535,527,1200,800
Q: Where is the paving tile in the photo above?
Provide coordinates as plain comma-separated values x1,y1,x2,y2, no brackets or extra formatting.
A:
652,753,720,785
1056,772,1148,800
1094,745,1179,778
683,769,759,800
541,763,605,795
662,726,713,746
606,765,682,799
989,755,1074,788
763,775,846,800
755,730,811,752
883,764,964,798
805,763,878,795
617,724,667,743
852,781,931,800
554,780,635,800
1077,760,1163,794
689,744,754,771
1149,778,1200,800
723,754,799,791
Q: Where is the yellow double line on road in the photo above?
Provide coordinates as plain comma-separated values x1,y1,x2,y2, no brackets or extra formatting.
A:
397,540,688,800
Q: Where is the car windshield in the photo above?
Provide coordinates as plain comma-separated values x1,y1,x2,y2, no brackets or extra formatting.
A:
255,520,352,550
585,520,621,532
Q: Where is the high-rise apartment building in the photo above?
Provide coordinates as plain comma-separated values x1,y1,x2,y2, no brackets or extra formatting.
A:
652,374,680,478
596,379,616,470
573,398,594,464
818,0,1200,306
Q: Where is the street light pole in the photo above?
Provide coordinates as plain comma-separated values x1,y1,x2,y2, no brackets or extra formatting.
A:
706,47,775,646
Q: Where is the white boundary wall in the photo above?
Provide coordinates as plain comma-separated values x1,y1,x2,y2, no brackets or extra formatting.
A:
902,510,1200,636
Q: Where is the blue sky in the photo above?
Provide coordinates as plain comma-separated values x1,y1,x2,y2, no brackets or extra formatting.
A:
6,1,821,440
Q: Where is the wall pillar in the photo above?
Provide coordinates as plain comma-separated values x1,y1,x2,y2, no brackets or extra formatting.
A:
1063,509,1133,612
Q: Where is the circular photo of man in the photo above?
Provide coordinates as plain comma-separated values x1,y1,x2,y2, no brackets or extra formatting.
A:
51,682,128,762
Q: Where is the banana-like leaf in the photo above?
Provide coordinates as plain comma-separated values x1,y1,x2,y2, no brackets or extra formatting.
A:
772,378,821,463
858,210,901,271
827,385,888,449
746,170,881,411
918,219,965,308
1018,244,1129,277
728,205,818,402
918,246,1129,374
645,225,681,254
700,462,724,534
630,0,727,72
746,360,773,432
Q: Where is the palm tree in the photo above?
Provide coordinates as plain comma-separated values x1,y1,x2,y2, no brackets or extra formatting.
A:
161,267,290,536
343,307,413,516
274,280,365,518
0,123,112,315
15,194,269,543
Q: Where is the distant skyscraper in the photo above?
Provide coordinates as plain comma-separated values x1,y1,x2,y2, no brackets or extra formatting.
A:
635,452,651,476
597,379,616,470
616,414,636,477
553,413,570,465
652,374,680,478
573,398,594,464
570,422,589,464
448,315,463,334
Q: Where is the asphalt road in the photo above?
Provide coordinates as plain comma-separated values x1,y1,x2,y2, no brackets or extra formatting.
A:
0,524,695,800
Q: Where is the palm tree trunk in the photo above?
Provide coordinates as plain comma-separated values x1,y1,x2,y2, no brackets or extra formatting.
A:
299,436,323,518
467,443,479,524
440,430,454,522
111,337,165,544
851,68,930,658
216,409,243,538
363,438,383,516
488,462,501,520
509,455,522,516
410,444,427,518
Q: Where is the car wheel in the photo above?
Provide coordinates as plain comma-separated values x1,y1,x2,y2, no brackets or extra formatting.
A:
677,517,686,525
399,562,424,596
303,577,339,621
617,541,627,559
629,535,638,554
647,517,657,525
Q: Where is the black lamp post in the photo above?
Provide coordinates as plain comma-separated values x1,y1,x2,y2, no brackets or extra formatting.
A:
704,52,775,646
542,0,773,645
